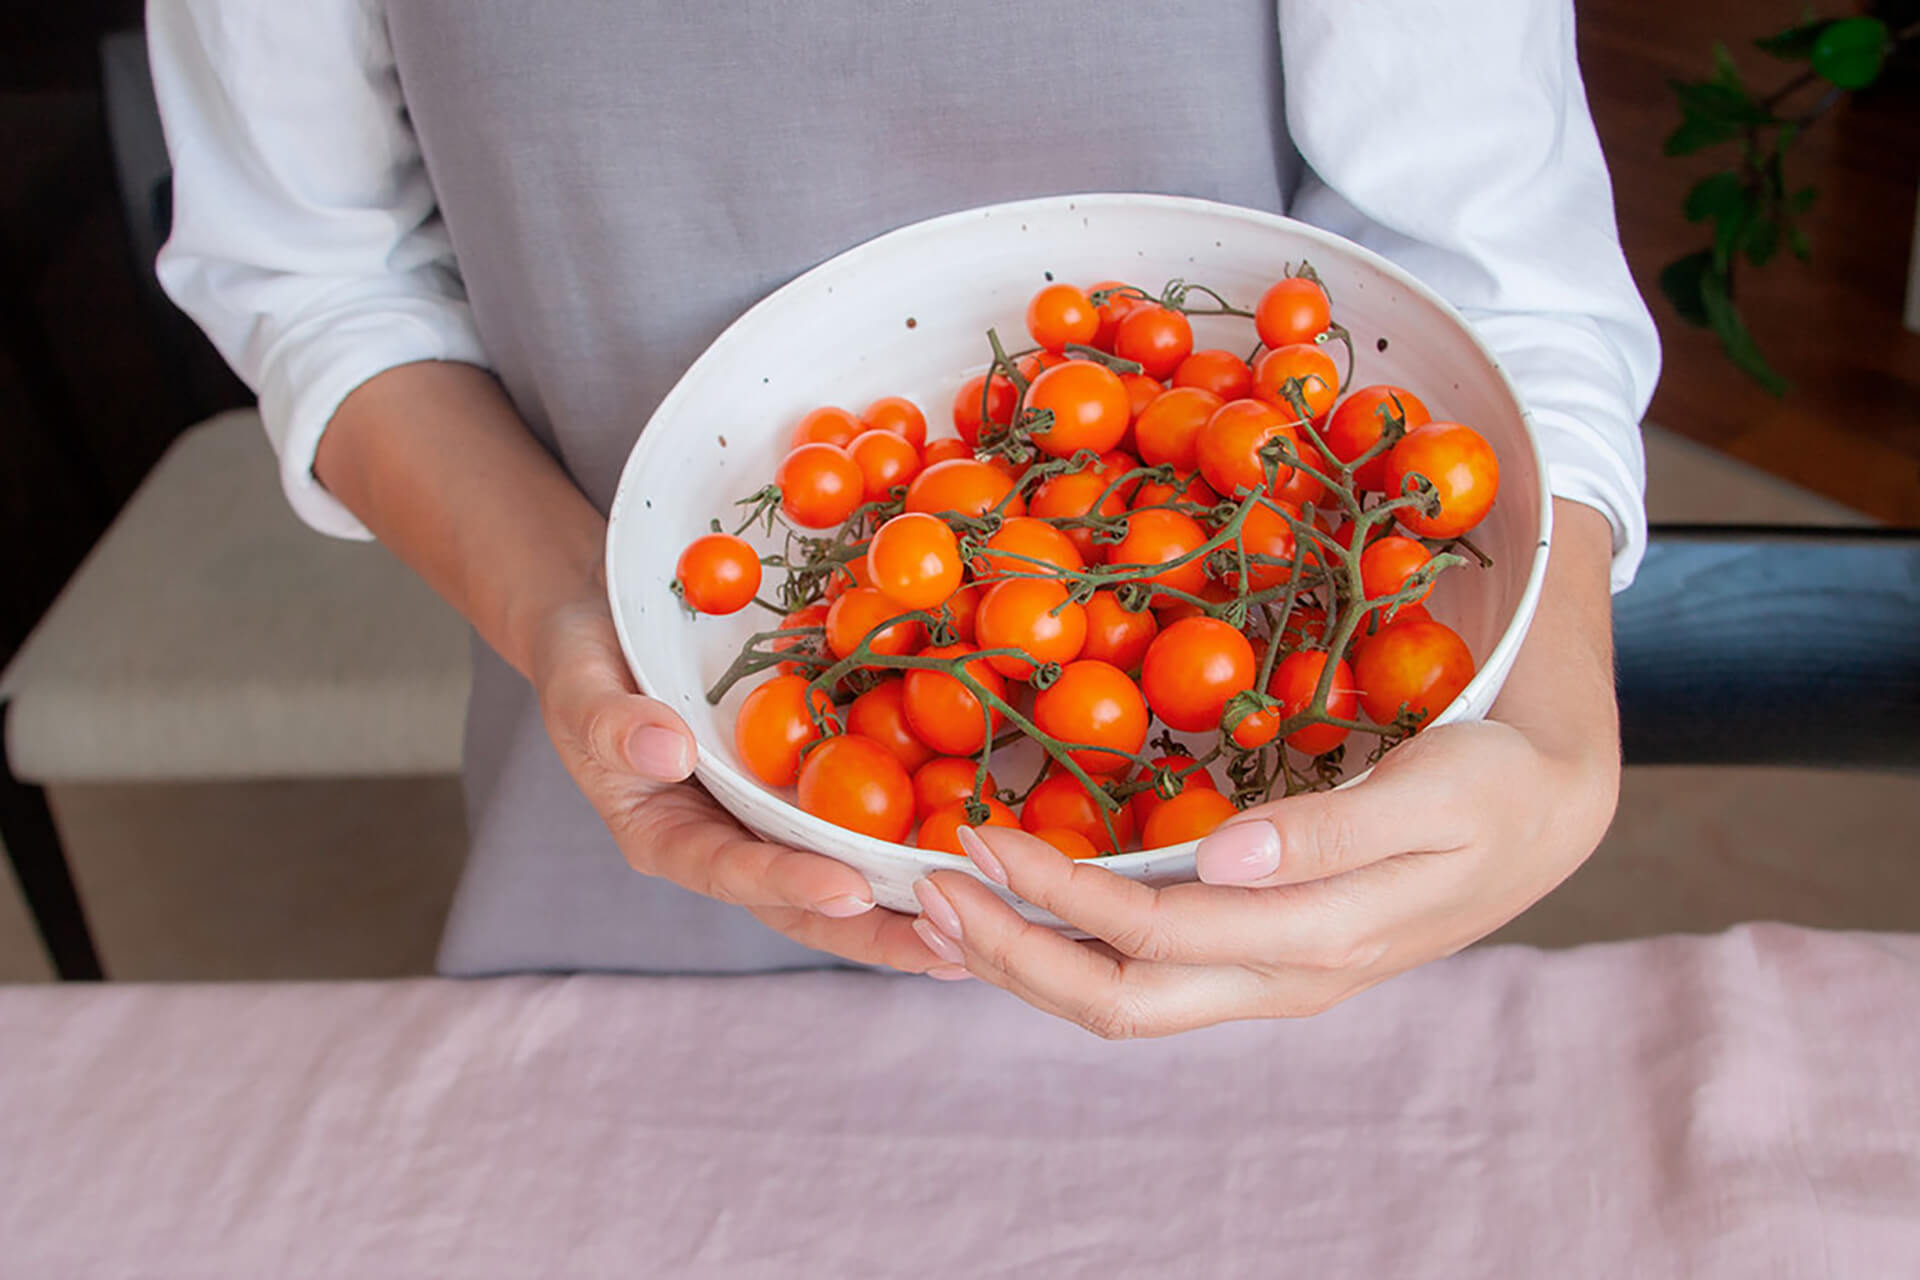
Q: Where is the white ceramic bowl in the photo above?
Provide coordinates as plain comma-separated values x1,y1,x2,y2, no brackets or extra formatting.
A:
608,193,1551,925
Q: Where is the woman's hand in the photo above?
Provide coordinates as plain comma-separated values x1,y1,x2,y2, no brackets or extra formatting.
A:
907,501,1623,1035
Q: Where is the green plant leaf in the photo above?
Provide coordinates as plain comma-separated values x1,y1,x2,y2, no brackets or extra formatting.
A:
1664,115,1743,156
1669,79,1774,125
1710,42,1747,93
1659,251,1715,327
1684,172,1750,223
1755,20,1833,60
1790,185,1817,213
1744,215,1780,267
1810,17,1889,89
1700,269,1789,396
1788,224,1812,261
1711,204,1750,273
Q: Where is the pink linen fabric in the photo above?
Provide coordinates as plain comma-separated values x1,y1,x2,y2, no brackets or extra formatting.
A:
3,923,1916,1277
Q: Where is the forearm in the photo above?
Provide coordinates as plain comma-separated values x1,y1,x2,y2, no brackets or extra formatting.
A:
314,360,607,681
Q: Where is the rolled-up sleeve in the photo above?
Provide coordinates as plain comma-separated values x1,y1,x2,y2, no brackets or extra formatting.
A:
1279,0,1660,591
149,0,490,539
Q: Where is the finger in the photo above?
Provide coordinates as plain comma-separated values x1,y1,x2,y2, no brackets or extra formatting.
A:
749,902,950,973
634,786,878,914
918,871,1277,1038
959,823,1370,969
544,639,697,784
1192,729,1478,888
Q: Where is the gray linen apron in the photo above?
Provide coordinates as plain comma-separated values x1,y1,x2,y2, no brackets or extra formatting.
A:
383,0,1302,974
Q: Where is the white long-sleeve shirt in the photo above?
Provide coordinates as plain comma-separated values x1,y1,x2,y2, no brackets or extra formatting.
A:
149,0,1660,590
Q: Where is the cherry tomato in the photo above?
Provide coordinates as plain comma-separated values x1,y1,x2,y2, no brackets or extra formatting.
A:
918,797,1019,855
1029,470,1128,561
952,372,1018,446
1359,535,1433,606
1034,827,1102,860
735,674,834,787
1324,385,1430,491
1088,280,1145,352
912,756,996,821
1141,787,1239,849
1031,660,1149,775
902,644,1007,756
1113,304,1194,380
826,586,925,660
1150,577,1236,627
935,581,981,645
1108,508,1210,597
861,396,928,450
1384,422,1499,540
847,429,922,501
1268,650,1359,756
1132,386,1225,472
1252,344,1339,421
1254,276,1331,350
773,602,830,675
789,406,864,450
973,516,1085,581
1172,349,1254,401
1269,441,1330,510
1228,500,1299,592
1230,700,1281,749
1278,604,1328,651
1130,471,1220,513
1026,360,1132,458
1196,398,1298,499
1353,617,1474,726
1021,772,1135,853
675,533,762,615
846,678,935,773
777,443,864,529
796,733,915,842
1140,616,1256,733
1026,283,1100,353
975,578,1088,680
921,437,974,467
904,458,1025,520
867,512,962,612
1120,372,1164,426
822,551,874,602
1095,450,1146,505
1128,754,1219,832
1079,589,1158,672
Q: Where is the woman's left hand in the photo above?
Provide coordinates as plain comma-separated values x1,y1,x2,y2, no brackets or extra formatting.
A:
909,501,1624,1037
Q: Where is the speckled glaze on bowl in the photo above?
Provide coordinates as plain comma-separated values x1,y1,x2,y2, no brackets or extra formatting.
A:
607,194,1550,927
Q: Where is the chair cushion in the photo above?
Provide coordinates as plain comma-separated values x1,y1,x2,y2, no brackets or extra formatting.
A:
2,412,469,781
1,924,1915,1274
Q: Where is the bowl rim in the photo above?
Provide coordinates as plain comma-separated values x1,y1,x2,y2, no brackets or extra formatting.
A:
607,191,1554,877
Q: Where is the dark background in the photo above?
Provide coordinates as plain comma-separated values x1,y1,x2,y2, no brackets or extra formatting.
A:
2,2,1916,671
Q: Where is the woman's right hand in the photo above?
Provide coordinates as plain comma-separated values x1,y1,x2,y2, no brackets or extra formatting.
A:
529,597,959,975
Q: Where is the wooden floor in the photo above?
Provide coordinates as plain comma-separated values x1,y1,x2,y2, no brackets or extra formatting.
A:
1578,0,1920,525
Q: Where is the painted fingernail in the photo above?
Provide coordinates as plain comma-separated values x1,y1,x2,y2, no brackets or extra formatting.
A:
927,963,974,982
628,726,692,780
955,826,1009,887
913,877,964,941
912,916,965,965
1195,822,1281,884
812,894,874,918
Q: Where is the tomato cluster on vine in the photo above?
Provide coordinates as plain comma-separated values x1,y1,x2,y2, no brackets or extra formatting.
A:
674,269,1500,859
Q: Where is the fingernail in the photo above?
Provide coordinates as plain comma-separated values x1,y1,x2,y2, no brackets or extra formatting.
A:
812,894,874,919
913,877,964,941
628,726,692,780
1195,822,1282,884
927,964,974,981
912,916,965,965
955,826,1009,887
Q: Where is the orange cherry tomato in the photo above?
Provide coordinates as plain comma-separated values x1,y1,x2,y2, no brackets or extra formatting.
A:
1254,276,1331,350
952,372,1018,446
1120,372,1164,425
847,429,923,502
1384,422,1499,540
1021,771,1135,853
773,602,830,675
1353,617,1475,727
1130,471,1221,513
675,533,762,615
1269,441,1330,510
1088,280,1145,352
1196,398,1298,499
1359,535,1434,607
867,513,963,612
796,733,915,842
1026,360,1132,458
1128,754,1219,832
1034,827,1102,860
822,551,875,602
1172,348,1254,401
1079,589,1158,672
776,443,865,529
1113,304,1194,380
904,458,1025,520
917,797,1019,855
1268,650,1359,756
1324,385,1430,491
1150,576,1235,627
826,586,925,660
902,644,1007,756
934,581,981,645
1228,500,1299,592
974,578,1088,680
1029,470,1129,561
921,437,974,467
1026,283,1100,353
861,396,928,450
846,678,935,773
1140,616,1256,733
735,674,835,787
1252,343,1339,421
972,516,1085,581
1141,787,1240,849
912,756,997,821
1108,508,1210,597
789,405,864,450
1031,659,1149,775
1133,386,1225,472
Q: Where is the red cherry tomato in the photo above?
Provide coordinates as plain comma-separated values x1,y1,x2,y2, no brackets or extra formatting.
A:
1079,589,1159,672
1254,276,1331,349
1353,617,1475,727
735,674,834,787
902,644,1007,756
1113,304,1194,380
1359,535,1434,607
975,578,1089,680
1141,788,1239,850
797,734,915,842
676,533,762,615
1251,344,1339,421
1267,651,1359,756
952,372,1018,446
904,458,1025,520
917,797,1019,855
790,406,864,450
1021,772,1135,853
1324,385,1430,491
1196,398,1298,499
1027,360,1132,458
1031,660,1149,775
912,756,997,821
1172,348,1254,401
860,396,928,450
1108,508,1210,598
777,443,864,529
867,512,963,612
847,429,922,501
1026,283,1100,353
1140,617,1256,733
1384,422,1500,540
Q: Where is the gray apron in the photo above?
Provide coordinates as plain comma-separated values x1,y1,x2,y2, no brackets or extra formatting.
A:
384,0,1302,974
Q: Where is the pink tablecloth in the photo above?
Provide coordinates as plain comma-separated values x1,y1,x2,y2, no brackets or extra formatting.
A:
3,924,1917,1277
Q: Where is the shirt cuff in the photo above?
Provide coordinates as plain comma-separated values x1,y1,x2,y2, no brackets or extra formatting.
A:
255,299,492,540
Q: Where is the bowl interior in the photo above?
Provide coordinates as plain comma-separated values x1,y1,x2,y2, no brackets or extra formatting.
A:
608,194,1547,919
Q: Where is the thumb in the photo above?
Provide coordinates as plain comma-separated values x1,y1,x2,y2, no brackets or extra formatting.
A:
542,635,698,784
